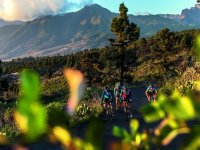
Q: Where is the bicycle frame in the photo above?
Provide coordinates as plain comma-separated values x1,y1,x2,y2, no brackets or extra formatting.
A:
122,100,133,119
104,102,113,121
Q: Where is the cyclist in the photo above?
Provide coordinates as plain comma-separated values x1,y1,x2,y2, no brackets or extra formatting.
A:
114,83,122,110
121,85,133,118
101,86,113,113
145,83,158,103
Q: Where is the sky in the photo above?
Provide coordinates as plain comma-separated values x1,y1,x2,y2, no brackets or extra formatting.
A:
94,0,197,15
0,0,197,21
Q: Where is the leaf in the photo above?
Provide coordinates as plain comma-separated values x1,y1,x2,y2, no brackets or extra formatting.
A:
113,126,124,138
15,70,47,141
162,91,196,120
135,134,141,145
195,35,200,61
142,102,165,123
20,69,40,101
64,69,84,115
52,126,71,147
86,119,103,150
130,119,139,137
112,126,132,142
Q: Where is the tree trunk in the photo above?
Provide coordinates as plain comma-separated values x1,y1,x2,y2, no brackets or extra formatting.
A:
120,46,125,84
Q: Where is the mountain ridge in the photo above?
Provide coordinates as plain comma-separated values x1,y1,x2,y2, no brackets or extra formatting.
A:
159,4,200,26
0,4,199,60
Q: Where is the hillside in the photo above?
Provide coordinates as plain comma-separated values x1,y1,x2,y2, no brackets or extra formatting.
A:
0,4,197,60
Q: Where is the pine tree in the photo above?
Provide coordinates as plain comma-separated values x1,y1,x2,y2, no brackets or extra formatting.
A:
109,3,140,82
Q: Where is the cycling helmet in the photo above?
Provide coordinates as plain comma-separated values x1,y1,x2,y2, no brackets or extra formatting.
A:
104,86,108,90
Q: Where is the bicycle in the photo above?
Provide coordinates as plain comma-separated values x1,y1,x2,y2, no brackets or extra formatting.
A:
104,102,114,122
146,93,156,104
122,99,133,120
117,97,123,110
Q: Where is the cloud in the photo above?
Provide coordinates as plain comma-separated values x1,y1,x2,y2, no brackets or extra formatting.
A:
0,0,93,21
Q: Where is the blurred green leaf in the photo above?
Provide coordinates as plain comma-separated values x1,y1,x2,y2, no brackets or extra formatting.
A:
162,91,195,120
112,126,132,143
142,102,165,123
195,35,200,61
135,134,141,145
130,119,139,137
86,119,104,150
16,70,47,142
20,69,40,101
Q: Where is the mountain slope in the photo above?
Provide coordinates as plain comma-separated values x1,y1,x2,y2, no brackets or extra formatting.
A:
181,4,200,26
0,4,197,60
160,4,200,26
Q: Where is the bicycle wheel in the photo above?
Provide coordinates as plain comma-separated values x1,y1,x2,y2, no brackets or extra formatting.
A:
107,107,113,122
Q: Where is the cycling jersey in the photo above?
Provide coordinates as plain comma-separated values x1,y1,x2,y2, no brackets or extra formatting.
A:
121,89,131,101
114,86,121,97
146,85,157,95
101,90,112,104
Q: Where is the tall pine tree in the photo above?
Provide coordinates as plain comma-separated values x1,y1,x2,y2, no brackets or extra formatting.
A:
109,3,140,82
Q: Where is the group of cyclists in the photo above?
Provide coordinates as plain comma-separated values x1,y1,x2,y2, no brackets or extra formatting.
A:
101,82,158,119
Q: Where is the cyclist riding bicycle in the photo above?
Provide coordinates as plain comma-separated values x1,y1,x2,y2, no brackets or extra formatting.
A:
101,86,113,113
145,83,158,103
114,83,122,110
121,85,133,118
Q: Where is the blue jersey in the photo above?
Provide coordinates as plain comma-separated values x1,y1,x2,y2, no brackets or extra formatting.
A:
147,85,157,93
101,90,112,103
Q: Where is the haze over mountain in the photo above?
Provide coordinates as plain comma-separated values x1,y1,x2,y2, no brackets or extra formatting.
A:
0,19,23,28
0,4,199,60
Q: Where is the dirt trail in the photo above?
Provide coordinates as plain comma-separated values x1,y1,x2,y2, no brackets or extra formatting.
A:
71,87,151,149
102,87,149,149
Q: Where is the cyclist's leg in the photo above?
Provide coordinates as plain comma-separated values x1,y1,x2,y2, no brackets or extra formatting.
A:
119,96,124,108
147,94,150,102
116,96,119,110
125,99,128,108
122,99,126,108
123,99,128,112
104,99,108,110
110,101,113,112
153,93,157,102
103,102,106,109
